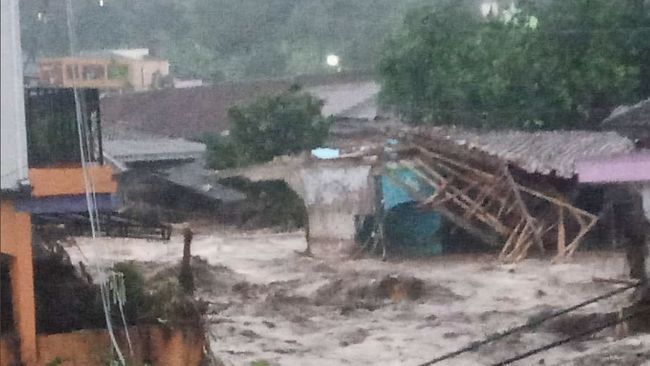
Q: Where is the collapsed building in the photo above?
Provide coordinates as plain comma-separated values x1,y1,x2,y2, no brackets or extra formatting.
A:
397,126,634,261
222,118,637,261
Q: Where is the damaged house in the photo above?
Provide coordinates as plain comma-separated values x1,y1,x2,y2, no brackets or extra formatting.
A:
103,126,245,224
396,126,635,261
223,120,637,262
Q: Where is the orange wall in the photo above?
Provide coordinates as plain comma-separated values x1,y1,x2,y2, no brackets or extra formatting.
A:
0,199,37,364
28,165,117,197
0,325,205,366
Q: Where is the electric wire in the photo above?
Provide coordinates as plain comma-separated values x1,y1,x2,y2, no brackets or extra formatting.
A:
491,306,650,366
64,0,129,362
416,283,639,366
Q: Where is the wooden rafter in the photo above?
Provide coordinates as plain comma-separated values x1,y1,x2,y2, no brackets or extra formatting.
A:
404,142,600,262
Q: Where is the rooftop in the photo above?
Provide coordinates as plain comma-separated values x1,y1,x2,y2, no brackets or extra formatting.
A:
409,126,635,178
576,150,650,183
103,139,205,165
602,98,650,128
100,76,378,140
158,159,246,203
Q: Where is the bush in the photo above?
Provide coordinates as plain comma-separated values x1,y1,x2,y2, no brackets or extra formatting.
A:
205,87,332,170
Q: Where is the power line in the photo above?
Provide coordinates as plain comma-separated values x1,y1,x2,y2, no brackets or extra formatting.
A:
416,283,639,366
492,305,650,366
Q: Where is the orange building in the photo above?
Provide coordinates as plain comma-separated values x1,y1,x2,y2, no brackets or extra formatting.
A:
1,90,117,365
1,1,116,363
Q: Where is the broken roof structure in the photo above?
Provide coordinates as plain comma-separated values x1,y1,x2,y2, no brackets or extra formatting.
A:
103,125,244,204
220,117,636,261
397,126,634,261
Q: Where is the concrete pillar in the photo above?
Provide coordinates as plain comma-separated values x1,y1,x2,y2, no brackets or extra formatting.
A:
11,249,37,364
1,200,37,364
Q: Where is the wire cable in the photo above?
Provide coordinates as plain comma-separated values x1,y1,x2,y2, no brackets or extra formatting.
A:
416,283,639,366
491,306,650,366
64,0,128,362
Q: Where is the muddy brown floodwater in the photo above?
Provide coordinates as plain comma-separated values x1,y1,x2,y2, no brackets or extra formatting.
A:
70,230,650,366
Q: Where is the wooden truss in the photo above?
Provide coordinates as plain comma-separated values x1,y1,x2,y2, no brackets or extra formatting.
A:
391,143,598,262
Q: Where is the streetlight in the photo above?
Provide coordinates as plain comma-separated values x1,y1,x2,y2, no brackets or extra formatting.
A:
326,54,340,68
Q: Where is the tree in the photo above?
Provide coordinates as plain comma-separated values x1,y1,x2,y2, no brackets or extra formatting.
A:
378,0,650,130
205,88,332,170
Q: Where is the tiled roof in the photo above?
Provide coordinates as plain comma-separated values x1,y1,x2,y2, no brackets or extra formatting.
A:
100,77,378,140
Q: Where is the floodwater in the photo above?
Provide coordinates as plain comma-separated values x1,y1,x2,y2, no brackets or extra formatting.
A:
70,230,650,366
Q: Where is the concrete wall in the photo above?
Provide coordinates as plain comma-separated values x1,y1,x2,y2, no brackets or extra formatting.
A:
0,325,204,366
130,59,170,91
301,164,374,256
0,0,29,191
223,156,377,256
28,165,117,197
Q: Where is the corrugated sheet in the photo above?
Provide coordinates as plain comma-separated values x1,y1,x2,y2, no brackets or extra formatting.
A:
576,150,650,183
602,98,650,128
159,160,245,202
307,81,379,118
416,126,634,178
1,0,29,191
103,138,206,163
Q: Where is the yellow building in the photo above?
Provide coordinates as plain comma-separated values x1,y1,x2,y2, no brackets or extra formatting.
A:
38,48,170,92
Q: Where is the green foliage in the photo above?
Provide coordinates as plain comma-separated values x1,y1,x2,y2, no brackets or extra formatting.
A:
205,89,332,170
45,357,63,366
202,135,244,171
250,360,270,366
378,0,650,129
112,262,146,323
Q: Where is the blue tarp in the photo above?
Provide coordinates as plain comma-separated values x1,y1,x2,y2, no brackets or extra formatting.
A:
311,148,340,160
381,167,434,209
381,167,442,255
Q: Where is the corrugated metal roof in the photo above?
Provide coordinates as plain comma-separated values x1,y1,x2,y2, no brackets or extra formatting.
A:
158,160,245,202
415,126,634,178
602,98,650,128
577,150,650,183
103,138,206,163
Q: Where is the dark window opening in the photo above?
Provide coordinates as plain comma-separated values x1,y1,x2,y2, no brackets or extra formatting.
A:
0,254,15,334
25,88,103,168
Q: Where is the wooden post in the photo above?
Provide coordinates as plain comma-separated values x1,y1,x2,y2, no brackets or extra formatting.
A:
179,227,194,294
557,206,566,258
